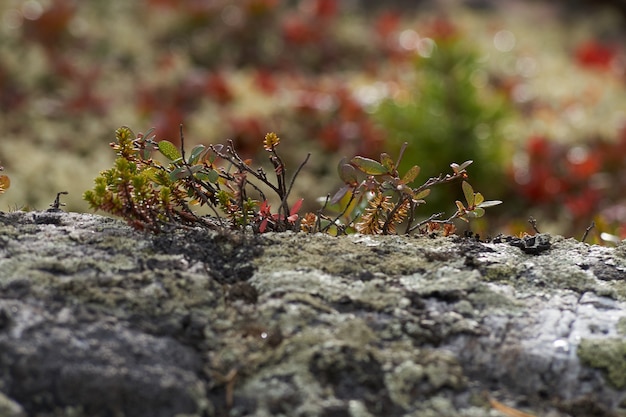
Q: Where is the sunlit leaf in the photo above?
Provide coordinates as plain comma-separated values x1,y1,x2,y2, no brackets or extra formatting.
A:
158,140,182,162
462,181,474,206
401,165,420,184
477,200,502,208
451,160,473,174
474,192,484,206
350,156,388,176
188,145,207,165
455,200,466,212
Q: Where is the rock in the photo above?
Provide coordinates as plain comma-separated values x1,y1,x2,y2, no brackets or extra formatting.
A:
1,211,625,416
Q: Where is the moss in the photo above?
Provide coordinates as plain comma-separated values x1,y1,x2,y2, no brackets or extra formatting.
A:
255,233,459,278
618,318,626,336
578,338,626,389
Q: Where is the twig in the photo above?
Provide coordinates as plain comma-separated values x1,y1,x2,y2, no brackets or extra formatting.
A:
48,191,68,212
581,221,595,243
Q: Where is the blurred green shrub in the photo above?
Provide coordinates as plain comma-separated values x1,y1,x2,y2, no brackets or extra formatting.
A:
373,33,513,214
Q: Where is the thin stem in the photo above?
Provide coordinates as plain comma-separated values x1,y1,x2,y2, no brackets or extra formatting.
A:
581,221,595,243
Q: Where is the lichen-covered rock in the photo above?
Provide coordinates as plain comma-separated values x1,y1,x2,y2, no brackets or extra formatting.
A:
1,211,626,416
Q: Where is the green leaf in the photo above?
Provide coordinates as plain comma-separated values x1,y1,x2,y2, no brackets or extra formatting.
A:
451,160,473,174
188,145,207,165
169,166,189,181
413,188,430,200
350,156,388,176
158,140,182,162
470,207,485,218
380,153,395,173
401,165,420,184
195,169,220,183
338,158,358,185
462,181,474,206
474,192,484,206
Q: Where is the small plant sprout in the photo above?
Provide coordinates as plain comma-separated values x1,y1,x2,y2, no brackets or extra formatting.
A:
454,181,502,222
0,163,9,195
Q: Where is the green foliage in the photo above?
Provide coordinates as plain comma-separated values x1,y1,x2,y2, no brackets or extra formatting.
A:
85,127,501,236
373,36,512,213
309,143,500,235
84,127,308,233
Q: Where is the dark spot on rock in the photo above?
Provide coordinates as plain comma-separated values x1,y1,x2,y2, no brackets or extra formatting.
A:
508,234,551,255
427,289,464,303
355,270,376,281
152,229,262,285
226,282,259,304
320,405,351,417
2,279,31,298
592,264,626,281
33,212,64,225
0,308,11,331
309,344,400,415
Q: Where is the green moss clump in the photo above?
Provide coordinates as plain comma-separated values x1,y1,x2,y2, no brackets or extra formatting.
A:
578,338,626,389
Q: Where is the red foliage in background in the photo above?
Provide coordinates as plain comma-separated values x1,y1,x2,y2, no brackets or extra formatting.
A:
21,0,76,49
514,133,626,221
575,40,618,72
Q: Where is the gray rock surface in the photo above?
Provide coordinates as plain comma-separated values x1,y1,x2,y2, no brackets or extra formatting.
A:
1,211,626,416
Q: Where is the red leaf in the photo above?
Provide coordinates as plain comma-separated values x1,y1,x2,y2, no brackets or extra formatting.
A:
290,198,304,216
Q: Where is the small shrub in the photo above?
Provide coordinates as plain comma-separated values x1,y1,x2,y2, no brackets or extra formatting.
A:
310,144,501,235
85,126,501,235
84,126,308,233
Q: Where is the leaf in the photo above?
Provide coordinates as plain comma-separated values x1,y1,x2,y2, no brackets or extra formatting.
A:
462,181,474,206
290,198,304,216
143,127,156,139
195,169,220,183
477,200,502,208
331,184,353,205
350,156,389,176
470,207,485,218
158,140,182,162
488,396,537,417
451,160,473,174
380,153,395,173
0,175,9,194
338,159,358,185
401,165,420,184
474,192,484,206
188,145,207,165
169,166,190,181
413,188,430,200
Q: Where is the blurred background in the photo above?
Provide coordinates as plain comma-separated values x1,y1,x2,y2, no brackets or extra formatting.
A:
0,0,625,240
